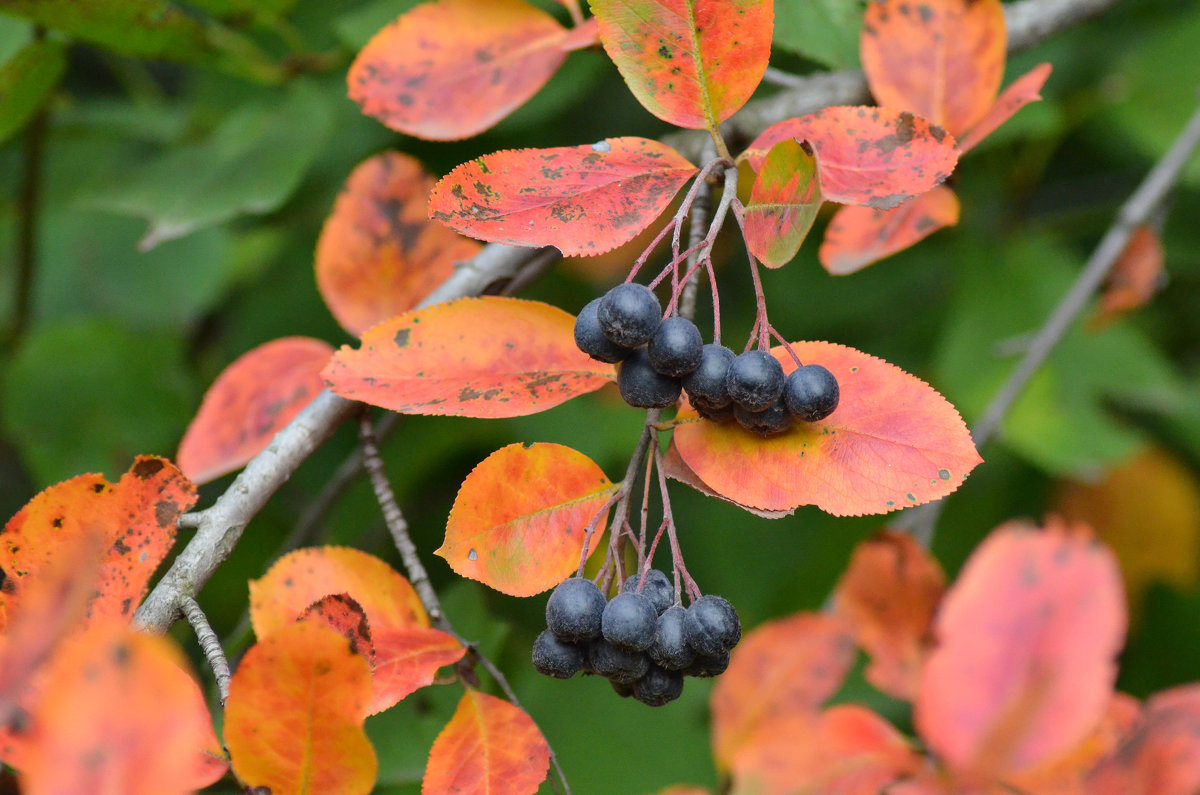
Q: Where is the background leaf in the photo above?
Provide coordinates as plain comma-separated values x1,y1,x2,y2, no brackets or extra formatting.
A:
0,38,65,145
1087,684,1200,794
743,138,823,268
818,185,960,275
772,0,863,70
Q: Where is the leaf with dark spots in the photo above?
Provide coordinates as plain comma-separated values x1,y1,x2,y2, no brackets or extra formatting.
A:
743,138,823,268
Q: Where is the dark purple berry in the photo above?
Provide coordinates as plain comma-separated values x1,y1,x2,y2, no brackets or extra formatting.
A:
532,630,586,679
634,664,684,706
691,398,735,424
545,578,606,642
734,400,793,436
574,298,632,363
602,592,659,651
648,317,703,377
611,679,634,698
725,350,785,411
589,639,649,683
598,283,661,349
649,605,695,671
623,569,674,614
618,348,682,408
784,364,840,422
684,594,741,657
683,344,735,408
684,649,730,678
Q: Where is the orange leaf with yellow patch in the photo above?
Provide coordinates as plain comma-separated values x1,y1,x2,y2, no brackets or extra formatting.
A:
743,138,823,268
818,185,960,275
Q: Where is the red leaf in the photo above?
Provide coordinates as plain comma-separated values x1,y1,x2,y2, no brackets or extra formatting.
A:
672,342,981,515
818,185,960,275
743,107,959,209
301,593,376,666
323,296,616,417
861,0,1006,135
743,138,823,268
958,63,1053,153
1090,224,1166,328
438,443,615,596
590,0,772,129
428,138,697,256
370,627,466,714
316,152,482,336
711,612,857,770
915,519,1127,778
424,689,550,795
834,532,946,701
177,338,333,485
662,441,794,519
1087,685,1200,795
348,0,570,141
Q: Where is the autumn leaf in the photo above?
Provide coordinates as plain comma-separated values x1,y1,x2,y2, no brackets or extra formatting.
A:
818,185,960,275
439,443,615,596
710,612,857,770
369,626,466,714
315,152,482,336
834,531,946,701
226,620,377,795
348,0,572,140
177,338,333,485
1088,224,1166,329
300,593,376,666
915,519,1127,778
424,689,550,795
957,63,1052,153
743,107,958,209
1087,684,1200,795
672,342,982,515
743,138,824,268
589,0,772,130
323,296,615,417
661,441,794,519
428,138,697,256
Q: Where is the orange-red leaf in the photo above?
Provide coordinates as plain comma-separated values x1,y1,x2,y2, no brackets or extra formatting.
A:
958,63,1052,153
301,593,376,666
371,626,466,714
834,531,946,701
743,107,958,209
915,519,1127,778
1091,224,1166,327
177,338,333,485
861,0,1006,135
0,455,195,630
662,441,794,519
673,342,982,515
316,152,482,337
439,443,615,596
424,689,550,795
1087,684,1200,795
711,612,857,770
818,185,960,275
348,0,570,141
590,0,772,130
226,620,377,795
21,621,226,795
323,297,616,417
428,138,697,256
743,138,823,268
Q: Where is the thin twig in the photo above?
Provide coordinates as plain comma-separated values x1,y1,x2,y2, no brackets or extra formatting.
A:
9,92,47,347
179,596,232,705
679,143,717,322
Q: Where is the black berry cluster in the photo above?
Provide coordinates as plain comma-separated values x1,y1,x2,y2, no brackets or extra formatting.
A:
533,572,742,707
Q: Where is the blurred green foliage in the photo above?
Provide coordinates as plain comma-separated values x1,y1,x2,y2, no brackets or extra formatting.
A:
1,0,1199,792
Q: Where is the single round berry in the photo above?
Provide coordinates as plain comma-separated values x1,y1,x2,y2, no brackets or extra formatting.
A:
532,630,586,679
734,400,793,436
597,283,662,349
648,317,703,377
684,594,742,657
545,578,606,642
602,592,659,651
784,364,840,422
691,398,735,424
623,569,674,615
610,679,634,698
588,639,649,684
725,351,785,411
633,664,684,707
618,348,682,409
683,344,735,408
649,605,695,671
574,298,632,364
684,650,730,678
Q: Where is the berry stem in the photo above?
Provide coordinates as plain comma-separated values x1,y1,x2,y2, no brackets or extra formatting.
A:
768,324,804,367
652,441,702,603
587,409,660,587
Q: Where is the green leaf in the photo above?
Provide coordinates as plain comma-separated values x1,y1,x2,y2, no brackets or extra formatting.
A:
773,0,863,70
0,37,66,144
182,0,300,25
0,12,33,63
85,80,332,250
332,0,425,50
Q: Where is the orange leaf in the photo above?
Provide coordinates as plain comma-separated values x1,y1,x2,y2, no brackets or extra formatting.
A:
743,138,823,268
1089,224,1166,328
20,621,226,795
834,531,946,701
428,138,697,256
323,297,616,417
424,689,550,795
1087,684,1200,795
915,519,1127,778
590,0,772,130
860,0,1006,135
559,17,599,51
711,612,856,770
958,63,1053,153
438,443,615,596
0,455,195,631
818,185,960,275
177,338,333,485
662,441,794,518
742,107,959,209
370,626,466,714
672,342,982,515
226,620,377,795
348,0,569,140
316,152,482,336
301,593,376,666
